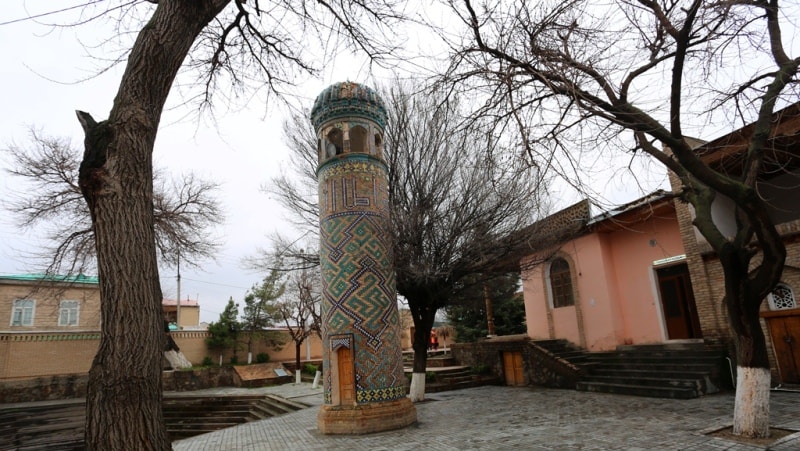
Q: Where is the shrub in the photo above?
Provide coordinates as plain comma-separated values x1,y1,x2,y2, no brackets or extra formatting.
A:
230,356,238,365
303,363,318,375
471,364,491,375
425,371,437,382
255,353,270,363
201,356,214,367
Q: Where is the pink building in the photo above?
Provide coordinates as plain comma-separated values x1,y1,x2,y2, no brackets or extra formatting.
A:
522,191,698,351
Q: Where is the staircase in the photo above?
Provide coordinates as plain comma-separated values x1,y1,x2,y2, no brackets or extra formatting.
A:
403,350,501,393
0,394,310,449
531,340,727,399
164,394,309,440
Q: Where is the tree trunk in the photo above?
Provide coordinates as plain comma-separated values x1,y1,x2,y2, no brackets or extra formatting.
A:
409,306,436,402
80,2,228,449
295,340,302,383
726,281,772,438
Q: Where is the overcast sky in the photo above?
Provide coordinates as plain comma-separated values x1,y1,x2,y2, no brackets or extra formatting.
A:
0,2,673,323
0,2,362,322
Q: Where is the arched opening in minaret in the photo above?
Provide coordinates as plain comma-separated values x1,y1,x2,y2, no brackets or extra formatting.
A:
374,133,383,157
350,126,368,154
326,128,344,157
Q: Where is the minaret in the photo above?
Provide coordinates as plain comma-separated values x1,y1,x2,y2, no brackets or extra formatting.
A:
311,82,416,434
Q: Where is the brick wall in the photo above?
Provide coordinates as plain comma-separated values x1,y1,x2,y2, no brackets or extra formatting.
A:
1,330,324,381
0,333,99,379
670,169,800,382
0,282,102,332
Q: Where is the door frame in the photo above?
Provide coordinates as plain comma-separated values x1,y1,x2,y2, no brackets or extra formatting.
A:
653,260,702,340
329,334,356,406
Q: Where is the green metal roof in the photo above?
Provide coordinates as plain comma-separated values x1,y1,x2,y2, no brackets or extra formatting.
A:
0,273,99,284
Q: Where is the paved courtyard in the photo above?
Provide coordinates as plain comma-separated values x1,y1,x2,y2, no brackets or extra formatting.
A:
173,384,800,450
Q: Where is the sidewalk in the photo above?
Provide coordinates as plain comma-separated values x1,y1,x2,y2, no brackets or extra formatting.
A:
173,384,800,450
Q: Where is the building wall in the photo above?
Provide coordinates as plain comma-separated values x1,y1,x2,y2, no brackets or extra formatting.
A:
179,306,200,328
182,331,324,365
0,282,102,332
1,330,324,380
522,205,686,351
0,332,99,380
605,213,686,344
672,186,800,380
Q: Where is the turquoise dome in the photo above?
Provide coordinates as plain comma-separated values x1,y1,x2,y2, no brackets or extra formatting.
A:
310,82,387,130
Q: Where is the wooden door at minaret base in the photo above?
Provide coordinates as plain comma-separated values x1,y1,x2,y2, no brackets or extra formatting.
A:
337,346,355,404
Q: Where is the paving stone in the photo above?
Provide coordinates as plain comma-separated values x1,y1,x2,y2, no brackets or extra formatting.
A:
170,384,800,450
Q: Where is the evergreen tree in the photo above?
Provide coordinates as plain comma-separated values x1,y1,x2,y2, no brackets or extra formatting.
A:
446,273,526,342
205,297,240,362
241,268,287,361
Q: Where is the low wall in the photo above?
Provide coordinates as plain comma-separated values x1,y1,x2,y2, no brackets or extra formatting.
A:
451,336,528,379
1,367,241,403
0,332,99,380
1,330,324,381
162,366,235,392
0,373,88,403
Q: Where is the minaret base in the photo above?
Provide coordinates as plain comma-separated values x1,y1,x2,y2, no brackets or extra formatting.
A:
317,398,417,435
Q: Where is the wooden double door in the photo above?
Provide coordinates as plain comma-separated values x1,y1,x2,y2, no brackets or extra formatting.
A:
503,351,525,386
762,309,800,384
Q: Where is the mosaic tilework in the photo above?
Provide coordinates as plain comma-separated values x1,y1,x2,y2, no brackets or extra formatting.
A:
311,82,388,129
318,156,406,405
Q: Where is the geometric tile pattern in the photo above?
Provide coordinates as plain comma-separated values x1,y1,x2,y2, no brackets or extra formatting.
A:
318,157,406,405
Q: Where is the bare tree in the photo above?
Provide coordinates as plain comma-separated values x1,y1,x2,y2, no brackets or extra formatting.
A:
275,265,322,379
443,0,800,438
8,1,404,448
271,80,550,401
3,129,223,274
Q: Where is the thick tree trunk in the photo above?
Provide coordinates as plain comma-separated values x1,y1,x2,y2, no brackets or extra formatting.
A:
727,289,772,438
724,256,773,439
79,2,228,449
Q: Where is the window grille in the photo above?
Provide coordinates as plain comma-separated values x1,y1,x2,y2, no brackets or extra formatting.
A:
767,283,796,310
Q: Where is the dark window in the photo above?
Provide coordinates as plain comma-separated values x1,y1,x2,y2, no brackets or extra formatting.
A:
550,258,574,308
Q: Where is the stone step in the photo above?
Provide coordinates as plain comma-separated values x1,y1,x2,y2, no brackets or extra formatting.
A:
164,406,252,421
0,393,310,449
581,375,708,391
585,360,718,372
587,365,712,379
263,393,309,411
586,353,722,365
575,381,699,399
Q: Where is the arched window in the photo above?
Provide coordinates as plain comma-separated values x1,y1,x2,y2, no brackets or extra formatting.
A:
325,128,343,157
373,132,383,156
768,283,796,310
349,126,368,153
549,258,575,308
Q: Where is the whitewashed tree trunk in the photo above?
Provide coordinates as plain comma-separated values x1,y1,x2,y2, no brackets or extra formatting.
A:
296,371,302,384
312,371,321,388
410,372,426,402
732,366,771,438
163,350,192,369
247,351,252,364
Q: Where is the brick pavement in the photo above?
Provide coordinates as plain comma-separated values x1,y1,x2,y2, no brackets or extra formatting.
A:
173,384,800,450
